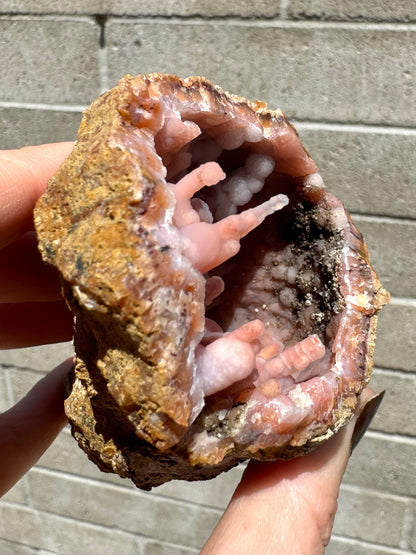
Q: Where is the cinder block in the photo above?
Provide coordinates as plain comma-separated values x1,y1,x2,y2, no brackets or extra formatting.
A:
0,17,100,105
1,0,280,17
106,21,416,127
0,107,81,150
288,1,416,22
295,125,416,219
156,464,243,509
352,216,416,299
344,433,416,497
333,484,412,548
369,369,416,436
373,300,416,372
0,502,143,555
27,468,221,549
0,342,74,372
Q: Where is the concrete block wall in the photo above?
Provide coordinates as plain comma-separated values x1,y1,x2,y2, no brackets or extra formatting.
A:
0,1,415,554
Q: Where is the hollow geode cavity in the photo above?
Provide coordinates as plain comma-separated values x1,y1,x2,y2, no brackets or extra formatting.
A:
34,74,389,490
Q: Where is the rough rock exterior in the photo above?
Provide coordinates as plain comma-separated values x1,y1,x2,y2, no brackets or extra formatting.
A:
34,74,389,490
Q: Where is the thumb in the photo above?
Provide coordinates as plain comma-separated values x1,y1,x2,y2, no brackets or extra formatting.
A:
0,142,74,248
0,357,73,497
201,388,381,555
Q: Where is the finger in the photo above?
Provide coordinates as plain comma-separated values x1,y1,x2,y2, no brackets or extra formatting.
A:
0,358,73,497
0,232,62,303
0,301,73,349
0,142,74,248
201,388,376,555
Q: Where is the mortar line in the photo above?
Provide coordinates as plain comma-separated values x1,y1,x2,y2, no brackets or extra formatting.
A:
2,12,416,29
294,119,416,136
0,11,281,22
331,533,413,554
1,11,414,24
101,16,416,31
0,537,56,555
350,213,416,225
373,366,416,378
340,482,416,503
366,429,416,445
141,536,199,554
0,101,86,112
0,362,50,375
2,100,416,135
364,363,415,374
388,296,416,307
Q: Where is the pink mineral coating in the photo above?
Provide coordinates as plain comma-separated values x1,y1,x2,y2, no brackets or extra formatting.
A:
172,162,225,227
179,194,288,273
198,319,265,396
34,74,390,490
260,334,326,378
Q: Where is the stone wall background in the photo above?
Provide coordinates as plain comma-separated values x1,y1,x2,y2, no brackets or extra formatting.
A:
1,1,415,553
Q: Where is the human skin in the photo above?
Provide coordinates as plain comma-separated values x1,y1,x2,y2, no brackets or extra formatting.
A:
0,143,377,553
0,143,74,348
200,394,372,555
0,143,75,496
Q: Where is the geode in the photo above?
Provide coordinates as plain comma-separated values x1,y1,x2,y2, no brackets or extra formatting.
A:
34,74,389,490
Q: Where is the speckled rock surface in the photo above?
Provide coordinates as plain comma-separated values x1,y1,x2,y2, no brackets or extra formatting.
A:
34,74,389,490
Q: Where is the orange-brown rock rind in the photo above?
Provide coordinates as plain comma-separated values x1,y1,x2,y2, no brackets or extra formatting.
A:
35,78,207,451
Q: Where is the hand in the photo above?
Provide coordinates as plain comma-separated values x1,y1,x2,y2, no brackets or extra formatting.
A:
201,388,381,555
0,144,381,555
0,143,75,348
0,143,74,496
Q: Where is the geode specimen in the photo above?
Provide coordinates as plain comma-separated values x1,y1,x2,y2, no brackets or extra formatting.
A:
34,74,389,490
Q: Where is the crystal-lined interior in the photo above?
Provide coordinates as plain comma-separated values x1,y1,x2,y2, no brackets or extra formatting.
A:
152,104,339,440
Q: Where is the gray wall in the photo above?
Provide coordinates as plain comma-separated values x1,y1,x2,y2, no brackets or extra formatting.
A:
1,2,415,554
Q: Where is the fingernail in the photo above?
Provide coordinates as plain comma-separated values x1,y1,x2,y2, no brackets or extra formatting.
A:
350,391,385,454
